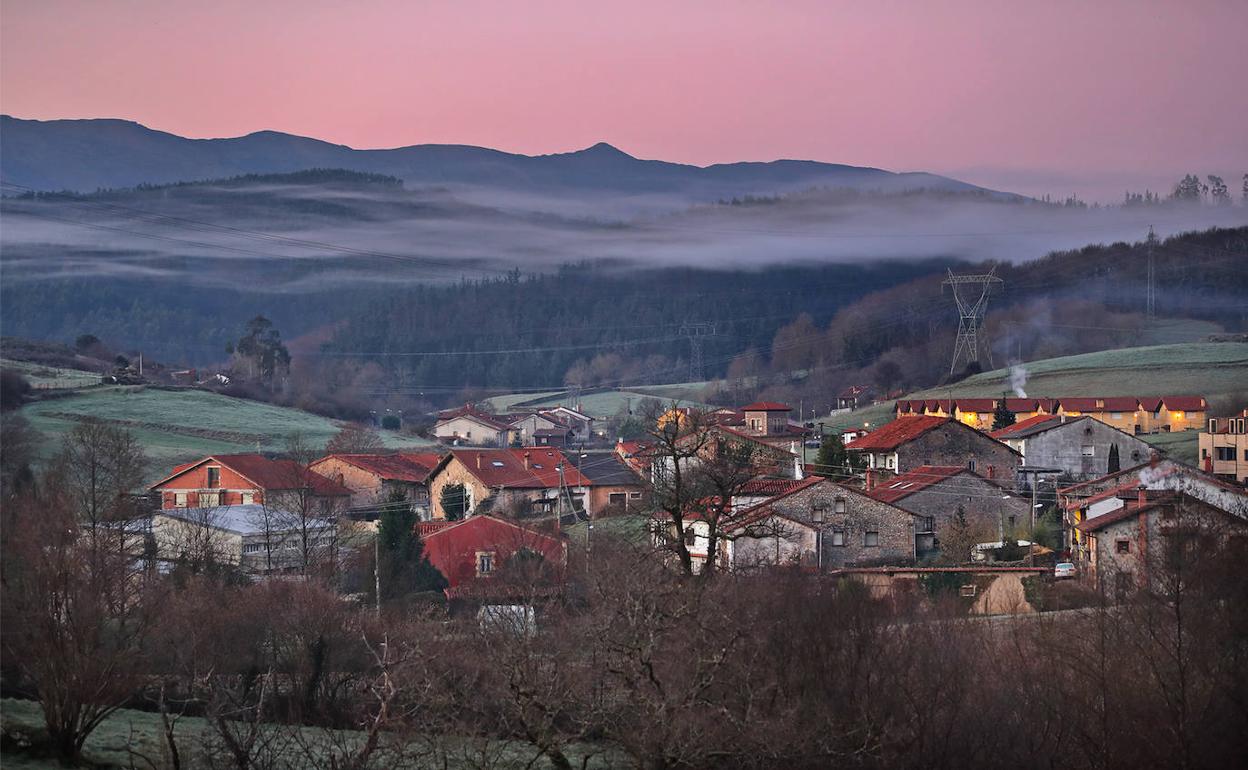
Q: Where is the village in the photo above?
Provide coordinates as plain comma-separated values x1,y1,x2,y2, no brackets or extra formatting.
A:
128,389,1248,613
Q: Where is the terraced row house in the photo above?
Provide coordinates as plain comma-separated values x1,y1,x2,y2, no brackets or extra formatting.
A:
894,395,1207,434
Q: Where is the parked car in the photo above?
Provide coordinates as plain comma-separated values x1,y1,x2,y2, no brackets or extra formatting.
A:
1053,562,1077,580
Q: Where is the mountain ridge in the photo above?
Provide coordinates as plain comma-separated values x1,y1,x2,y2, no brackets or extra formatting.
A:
0,115,1008,200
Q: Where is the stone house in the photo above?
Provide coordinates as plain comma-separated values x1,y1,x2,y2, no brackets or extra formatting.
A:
865,465,1031,559
1075,489,1248,595
845,416,1020,479
715,477,918,571
991,415,1154,480
425,448,596,521
308,452,445,518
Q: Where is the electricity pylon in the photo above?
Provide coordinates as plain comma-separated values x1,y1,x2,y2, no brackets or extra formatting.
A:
944,268,1003,376
679,322,715,381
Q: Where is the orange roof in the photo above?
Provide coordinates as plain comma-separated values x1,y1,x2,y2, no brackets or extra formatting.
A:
844,416,949,451
447,448,594,489
151,454,351,496
314,452,445,483
990,414,1062,439
740,401,791,412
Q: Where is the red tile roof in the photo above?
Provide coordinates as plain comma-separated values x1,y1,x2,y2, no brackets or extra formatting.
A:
152,454,351,496
740,401,792,412
738,478,811,497
1161,396,1206,411
954,398,997,413
723,476,826,531
865,465,971,504
990,414,1062,439
844,416,949,451
314,452,445,483
448,448,594,489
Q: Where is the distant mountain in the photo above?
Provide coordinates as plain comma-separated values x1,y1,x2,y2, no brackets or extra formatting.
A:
0,115,1005,201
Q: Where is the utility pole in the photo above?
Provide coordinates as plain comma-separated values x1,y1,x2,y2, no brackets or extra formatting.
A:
943,268,1004,376
1146,225,1157,320
679,321,715,381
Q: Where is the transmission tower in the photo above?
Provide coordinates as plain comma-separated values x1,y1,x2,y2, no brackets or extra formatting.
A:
943,268,1004,376
679,322,715,381
1145,225,1157,320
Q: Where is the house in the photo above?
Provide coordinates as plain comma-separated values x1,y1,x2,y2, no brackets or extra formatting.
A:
540,405,593,441
615,439,653,476
425,448,596,521
151,503,336,575
864,465,1031,559
845,416,1021,479
674,423,804,480
1059,458,1248,561
894,395,1207,434
309,451,445,519
835,385,872,412
1200,409,1248,485
737,401,810,453
1074,489,1248,595
990,414,1155,481
563,450,647,513
722,477,919,571
149,454,350,515
418,515,566,597
433,404,514,446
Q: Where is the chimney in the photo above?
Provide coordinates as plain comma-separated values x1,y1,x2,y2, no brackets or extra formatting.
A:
1137,485,1146,507
865,468,876,491
476,454,482,470
523,452,531,470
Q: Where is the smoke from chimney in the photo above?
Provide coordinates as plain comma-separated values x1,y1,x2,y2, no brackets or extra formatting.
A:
1008,364,1029,398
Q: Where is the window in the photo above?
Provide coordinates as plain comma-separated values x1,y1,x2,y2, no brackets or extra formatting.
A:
1216,447,1236,461
1115,539,1131,554
242,543,263,554
968,459,976,472
834,498,847,514
959,584,977,597
864,529,880,547
831,528,845,546
476,551,495,576
1110,412,1121,419
241,491,255,505
206,467,220,488
1007,515,1016,528
1081,445,1095,457
918,516,935,533
491,460,505,467
198,491,221,507
609,492,626,506
174,492,188,508
629,492,642,500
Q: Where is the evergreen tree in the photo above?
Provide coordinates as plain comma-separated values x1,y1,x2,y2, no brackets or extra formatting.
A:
377,490,447,600
441,483,468,521
813,432,856,479
1108,443,1121,474
992,399,1017,430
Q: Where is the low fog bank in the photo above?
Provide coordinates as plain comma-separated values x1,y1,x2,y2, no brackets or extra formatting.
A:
1,182,1244,291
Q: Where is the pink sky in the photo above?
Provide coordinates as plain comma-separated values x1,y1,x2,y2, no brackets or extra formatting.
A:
3,0,1246,201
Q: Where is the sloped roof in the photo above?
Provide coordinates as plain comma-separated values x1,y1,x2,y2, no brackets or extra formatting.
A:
563,451,644,486
723,476,826,532
151,454,351,496
741,401,792,412
866,465,971,504
1161,396,1206,411
446,448,594,489
738,478,811,497
157,504,332,535
844,416,949,451
436,405,512,431
1074,491,1181,532
990,414,1067,439
314,452,444,483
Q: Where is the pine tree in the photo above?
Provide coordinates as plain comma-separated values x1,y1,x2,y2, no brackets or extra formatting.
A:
992,399,1017,430
813,432,856,479
1108,443,1121,474
377,491,447,600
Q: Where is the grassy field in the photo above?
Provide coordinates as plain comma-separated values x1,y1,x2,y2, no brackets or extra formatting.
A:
1141,431,1199,464
19,386,432,480
1,357,102,390
0,698,614,770
819,342,1248,434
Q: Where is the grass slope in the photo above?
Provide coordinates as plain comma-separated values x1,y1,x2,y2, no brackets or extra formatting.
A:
20,386,431,480
821,342,1248,433
0,357,102,389
0,698,613,770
